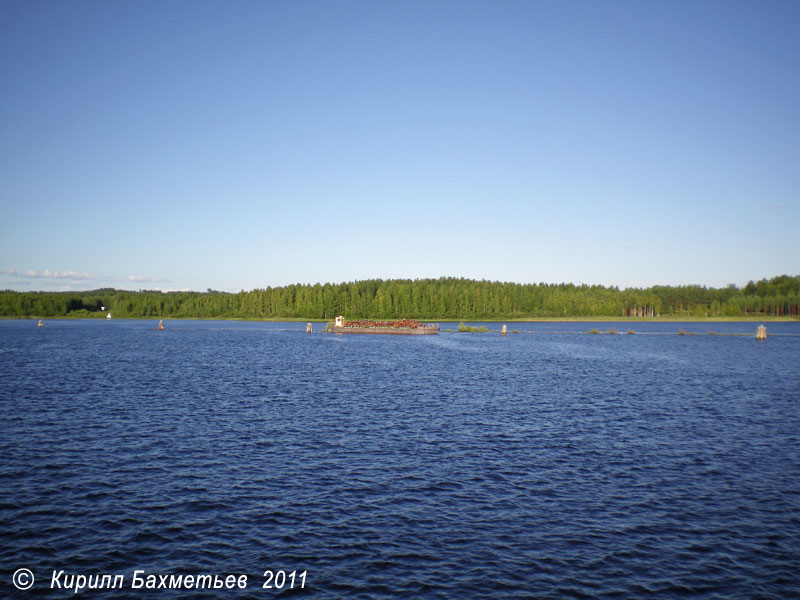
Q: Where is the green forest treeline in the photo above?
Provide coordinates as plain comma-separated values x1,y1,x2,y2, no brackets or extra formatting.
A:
2,275,799,319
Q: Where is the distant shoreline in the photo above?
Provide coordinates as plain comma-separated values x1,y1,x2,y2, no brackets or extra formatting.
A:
4,276,798,321
5,315,797,323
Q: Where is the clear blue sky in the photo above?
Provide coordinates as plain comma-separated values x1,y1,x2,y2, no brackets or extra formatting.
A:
1,0,798,292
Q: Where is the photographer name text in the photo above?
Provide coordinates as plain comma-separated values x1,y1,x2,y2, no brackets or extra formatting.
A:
12,568,306,593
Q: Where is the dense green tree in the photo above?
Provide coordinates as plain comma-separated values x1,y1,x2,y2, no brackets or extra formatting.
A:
2,275,798,319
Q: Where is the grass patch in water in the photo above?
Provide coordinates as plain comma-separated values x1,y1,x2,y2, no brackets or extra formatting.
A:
457,322,489,332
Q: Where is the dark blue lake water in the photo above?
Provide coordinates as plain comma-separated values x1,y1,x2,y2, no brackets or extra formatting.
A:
2,319,799,598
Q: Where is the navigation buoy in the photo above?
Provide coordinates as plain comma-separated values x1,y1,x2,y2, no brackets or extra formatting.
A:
38,319,43,328
502,324,507,336
306,323,312,333
158,320,164,330
756,324,767,340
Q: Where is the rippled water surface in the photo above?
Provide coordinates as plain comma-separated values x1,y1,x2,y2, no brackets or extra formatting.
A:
2,319,799,598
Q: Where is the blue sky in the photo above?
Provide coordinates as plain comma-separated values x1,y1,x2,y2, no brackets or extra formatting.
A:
1,0,798,292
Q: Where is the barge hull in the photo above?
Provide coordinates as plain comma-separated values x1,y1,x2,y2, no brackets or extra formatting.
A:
329,326,439,335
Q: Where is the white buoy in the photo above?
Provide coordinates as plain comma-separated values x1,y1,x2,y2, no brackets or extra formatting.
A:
38,319,43,328
501,324,507,336
306,323,312,333
756,324,767,340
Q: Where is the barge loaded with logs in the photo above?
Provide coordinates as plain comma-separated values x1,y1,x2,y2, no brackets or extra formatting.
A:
327,315,439,335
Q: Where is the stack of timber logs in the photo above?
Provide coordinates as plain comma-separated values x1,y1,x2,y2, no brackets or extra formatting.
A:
343,319,427,329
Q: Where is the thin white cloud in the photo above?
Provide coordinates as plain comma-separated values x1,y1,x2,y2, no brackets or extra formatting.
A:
18,269,97,280
125,275,167,284
1,268,170,289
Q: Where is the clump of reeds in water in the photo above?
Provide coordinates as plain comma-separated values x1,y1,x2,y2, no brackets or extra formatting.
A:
457,322,488,332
